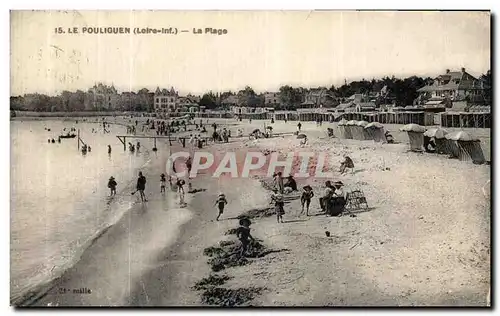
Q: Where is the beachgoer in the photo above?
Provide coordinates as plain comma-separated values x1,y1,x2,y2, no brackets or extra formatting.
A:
300,136,308,147
236,218,255,257
137,142,141,152
320,181,335,214
185,155,192,175
330,181,346,216
136,171,147,202
88,146,91,152
284,175,298,193
160,173,166,193
214,192,228,221
108,176,117,196
339,156,354,175
271,189,285,223
273,172,284,194
108,145,112,154
297,122,302,132
300,185,314,216
176,178,186,204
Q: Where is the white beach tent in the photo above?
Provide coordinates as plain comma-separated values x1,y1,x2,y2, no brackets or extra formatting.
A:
445,131,485,164
347,120,361,140
400,124,426,152
364,122,386,143
345,120,356,139
356,120,371,140
337,119,348,139
424,127,448,154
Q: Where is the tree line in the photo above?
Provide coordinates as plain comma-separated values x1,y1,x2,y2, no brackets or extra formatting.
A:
11,70,491,112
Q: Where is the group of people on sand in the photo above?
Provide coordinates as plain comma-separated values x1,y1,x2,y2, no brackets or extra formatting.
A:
107,171,148,202
268,167,351,222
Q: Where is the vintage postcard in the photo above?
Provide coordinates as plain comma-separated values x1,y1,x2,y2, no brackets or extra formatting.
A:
10,10,491,307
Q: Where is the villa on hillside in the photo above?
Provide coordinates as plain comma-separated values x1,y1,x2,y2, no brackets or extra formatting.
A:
416,68,490,110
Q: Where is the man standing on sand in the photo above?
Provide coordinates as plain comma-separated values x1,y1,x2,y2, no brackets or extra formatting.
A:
297,122,302,132
136,172,147,202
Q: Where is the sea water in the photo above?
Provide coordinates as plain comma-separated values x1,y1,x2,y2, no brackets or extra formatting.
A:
10,120,156,303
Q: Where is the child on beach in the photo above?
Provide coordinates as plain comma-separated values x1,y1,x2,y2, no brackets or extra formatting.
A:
176,178,186,204
108,176,117,196
236,218,255,257
214,193,228,221
300,185,314,216
160,174,167,193
271,189,285,223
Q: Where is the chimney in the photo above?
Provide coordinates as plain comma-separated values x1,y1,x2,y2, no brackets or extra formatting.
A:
461,67,466,73
446,69,450,74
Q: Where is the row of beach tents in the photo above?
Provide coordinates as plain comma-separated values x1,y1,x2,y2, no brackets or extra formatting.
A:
337,119,388,143
336,119,486,164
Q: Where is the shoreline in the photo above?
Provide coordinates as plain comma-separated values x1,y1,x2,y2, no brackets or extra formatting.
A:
16,138,188,307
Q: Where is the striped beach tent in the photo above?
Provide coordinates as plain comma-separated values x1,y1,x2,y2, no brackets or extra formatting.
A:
400,124,426,152
337,119,348,139
345,120,356,139
364,122,386,143
424,127,448,154
445,131,485,164
357,120,371,140
347,120,363,140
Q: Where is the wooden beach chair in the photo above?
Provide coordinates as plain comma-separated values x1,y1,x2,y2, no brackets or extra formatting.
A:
344,190,369,214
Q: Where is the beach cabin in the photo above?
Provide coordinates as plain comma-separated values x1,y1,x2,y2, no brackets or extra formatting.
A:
445,131,485,164
400,124,426,152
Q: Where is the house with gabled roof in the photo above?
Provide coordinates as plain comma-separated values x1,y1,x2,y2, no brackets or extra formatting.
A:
416,68,490,108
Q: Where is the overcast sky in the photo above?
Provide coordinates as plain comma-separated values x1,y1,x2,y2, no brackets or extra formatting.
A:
10,10,490,96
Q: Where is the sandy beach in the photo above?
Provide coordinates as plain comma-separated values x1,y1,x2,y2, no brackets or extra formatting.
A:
22,117,490,307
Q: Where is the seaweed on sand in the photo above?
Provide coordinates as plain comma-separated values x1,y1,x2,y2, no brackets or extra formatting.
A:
237,207,275,220
191,274,233,291
203,239,283,272
224,228,238,235
200,286,266,307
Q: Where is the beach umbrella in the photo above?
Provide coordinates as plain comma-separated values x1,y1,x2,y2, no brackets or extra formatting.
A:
297,133,307,139
445,131,479,142
364,122,384,129
346,120,357,126
357,120,369,127
400,124,426,133
423,127,448,139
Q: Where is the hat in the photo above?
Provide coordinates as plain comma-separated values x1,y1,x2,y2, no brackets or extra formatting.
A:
303,185,312,190
288,175,294,178
333,181,344,187
218,192,225,197
239,217,251,226
325,180,332,186
109,176,115,180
